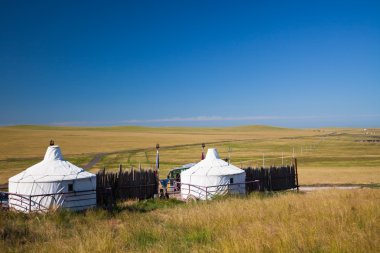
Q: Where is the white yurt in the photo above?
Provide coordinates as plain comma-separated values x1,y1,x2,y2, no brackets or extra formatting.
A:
181,148,246,200
8,144,96,212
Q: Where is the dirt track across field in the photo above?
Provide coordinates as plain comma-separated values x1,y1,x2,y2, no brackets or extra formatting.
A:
299,184,379,192
299,186,360,192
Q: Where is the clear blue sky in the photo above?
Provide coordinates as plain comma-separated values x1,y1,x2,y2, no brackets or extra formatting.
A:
1,1,379,127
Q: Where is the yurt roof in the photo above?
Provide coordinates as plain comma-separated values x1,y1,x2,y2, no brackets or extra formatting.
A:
181,148,244,177
9,145,95,183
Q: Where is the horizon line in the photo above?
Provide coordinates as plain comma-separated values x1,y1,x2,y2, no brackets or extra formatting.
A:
1,114,379,128
50,114,380,126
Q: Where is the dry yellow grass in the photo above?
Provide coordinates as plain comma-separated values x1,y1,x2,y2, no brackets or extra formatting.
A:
299,166,380,185
0,189,379,252
1,126,379,252
0,125,379,185
0,125,314,182
0,125,314,159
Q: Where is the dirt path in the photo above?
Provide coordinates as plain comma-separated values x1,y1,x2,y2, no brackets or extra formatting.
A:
80,130,362,170
83,153,106,170
299,186,361,192
82,138,267,170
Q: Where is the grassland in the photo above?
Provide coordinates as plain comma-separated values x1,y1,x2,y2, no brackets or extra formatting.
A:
0,125,379,252
1,189,379,252
0,125,379,185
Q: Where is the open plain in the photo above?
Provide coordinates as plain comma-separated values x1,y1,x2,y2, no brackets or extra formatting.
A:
0,125,379,186
0,125,379,252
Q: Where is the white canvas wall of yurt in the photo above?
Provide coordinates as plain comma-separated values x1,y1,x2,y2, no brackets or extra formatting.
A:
8,143,96,212
181,148,246,200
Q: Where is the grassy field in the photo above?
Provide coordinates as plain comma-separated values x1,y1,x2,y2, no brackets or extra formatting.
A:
0,189,379,252
0,125,379,185
0,125,379,252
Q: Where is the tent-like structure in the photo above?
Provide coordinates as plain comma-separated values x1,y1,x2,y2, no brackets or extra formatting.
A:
8,145,96,212
180,148,246,200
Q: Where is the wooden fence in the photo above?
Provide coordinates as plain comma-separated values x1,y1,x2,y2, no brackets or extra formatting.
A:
96,167,158,206
0,184,7,191
244,158,299,191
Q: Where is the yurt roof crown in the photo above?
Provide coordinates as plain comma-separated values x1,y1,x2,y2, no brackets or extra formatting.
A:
181,148,245,176
9,143,95,183
205,148,220,160
44,145,64,161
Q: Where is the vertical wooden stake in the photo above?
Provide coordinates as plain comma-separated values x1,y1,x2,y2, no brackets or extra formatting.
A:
293,158,299,192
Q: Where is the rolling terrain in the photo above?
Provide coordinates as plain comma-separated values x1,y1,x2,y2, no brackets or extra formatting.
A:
0,125,379,186
0,125,379,252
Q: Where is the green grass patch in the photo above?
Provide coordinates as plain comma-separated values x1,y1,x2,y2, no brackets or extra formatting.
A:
125,199,184,213
133,230,159,249
185,228,213,245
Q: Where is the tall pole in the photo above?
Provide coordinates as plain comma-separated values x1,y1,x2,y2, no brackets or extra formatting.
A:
155,144,160,171
294,157,299,192
262,153,265,168
155,144,160,196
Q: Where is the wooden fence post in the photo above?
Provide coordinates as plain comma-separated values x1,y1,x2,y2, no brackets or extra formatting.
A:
29,195,32,212
293,158,299,192
97,167,159,201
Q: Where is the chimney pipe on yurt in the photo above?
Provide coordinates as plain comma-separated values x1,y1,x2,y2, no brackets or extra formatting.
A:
201,143,206,160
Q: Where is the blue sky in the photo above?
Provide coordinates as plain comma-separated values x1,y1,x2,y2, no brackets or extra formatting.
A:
1,1,379,127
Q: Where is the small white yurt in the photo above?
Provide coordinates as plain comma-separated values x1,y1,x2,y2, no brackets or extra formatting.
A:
181,148,246,200
8,144,96,212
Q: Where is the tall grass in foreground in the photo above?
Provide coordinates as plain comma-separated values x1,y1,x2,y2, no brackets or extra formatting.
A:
1,189,379,252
